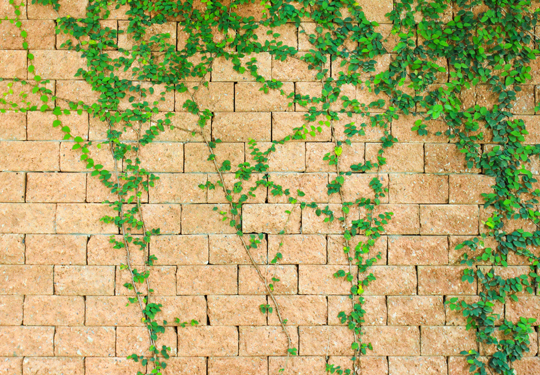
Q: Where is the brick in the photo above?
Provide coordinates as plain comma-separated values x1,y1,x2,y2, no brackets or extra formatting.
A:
420,205,479,235
138,142,184,172
268,295,327,326
54,266,115,295
299,265,354,295
153,296,207,327
0,203,56,234
273,52,329,81
208,357,267,375
446,295,503,326
87,235,147,266
243,204,301,234
506,297,540,325
374,204,420,235
27,111,89,141
0,112,26,141
212,53,271,81
184,143,244,173
301,204,358,235
150,173,207,203
141,204,181,234
85,296,144,326
364,326,421,356
421,326,477,355
240,326,298,356
120,83,174,112
28,0,88,19
328,356,388,375
365,143,424,172
328,295,387,326
327,235,387,265
0,20,55,49
0,142,59,171
388,356,447,375
389,174,448,203
0,296,23,325
391,114,448,142
55,327,115,356
181,204,235,234
23,296,84,326
418,266,477,295
85,173,121,203
299,326,353,355
26,173,86,203
0,81,56,111
355,0,393,22
31,50,85,80
118,21,175,50
208,295,267,326
213,112,271,142
362,266,417,295
268,234,326,264
57,20,117,50
22,358,83,375
270,356,326,375
0,265,52,294
0,327,54,356
56,204,117,234
0,234,24,264
116,327,177,356
56,80,99,108
151,235,208,265
387,296,445,325
236,82,294,112
116,265,177,296
479,329,537,357
178,326,238,356
328,174,388,204
209,234,267,265
306,142,364,172
449,175,495,204
207,172,267,204
60,142,114,172
247,142,306,172
0,358,21,374
176,82,234,112
85,358,142,375
162,357,206,375
177,265,237,295
0,51,27,79
239,265,298,295
425,144,480,173
272,112,331,142
388,236,449,265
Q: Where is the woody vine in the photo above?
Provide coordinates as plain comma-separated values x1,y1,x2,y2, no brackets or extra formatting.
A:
2,0,540,374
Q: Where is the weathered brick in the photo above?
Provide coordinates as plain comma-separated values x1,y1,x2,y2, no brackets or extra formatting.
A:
0,265,52,294
26,173,86,203
0,203,56,234
0,357,21,374
56,204,117,234
0,51,27,79
272,112,331,142
269,356,325,375
374,204,420,235
23,357,84,375
328,356,389,375
141,204,181,234
362,266,417,296
139,142,184,172
355,0,393,22
389,356,447,375
151,235,208,265
24,296,84,326
273,53,329,81
181,204,235,234
449,175,495,204
0,173,25,203
0,81,56,111
244,203,302,234
365,143,424,172
236,82,294,112
268,295,327,326
420,205,479,235
418,266,477,295
421,326,477,355
213,112,271,142
177,265,237,295
54,266,115,295
239,265,298,295
302,204,358,235
212,53,272,82
209,357,267,375
0,112,26,141
176,82,234,112
56,80,99,108
298,327,350,355
207,172,267,204
0,327,54,356
0,296,23,325
87,235,147,266
240,326,298,356
0,234,24,265
31,50,85,80
162,357,206,375
506,297,540,325
328,296,387,326
153,296,207,327
85,296,144,326
116,265,177,296
150,173,207,203
329,173,388,204
268,234,326,264
27,112,89,141
327,235,387,265
60,142,114,172
85,357,142,375
425,144,480,173
208,295,267,326
391,114,448,143
28,0,88,19
184,143,244,173
178,326,238,356
253,24,297,48
0,142,59,171
306,142,364,172
299,265,354,295
55,327,115,357
389,174,448,203
387,296,445,325
446,295,503,326
0,20,55,49
388,236,448,265
208,234,267,265
116,327,177,356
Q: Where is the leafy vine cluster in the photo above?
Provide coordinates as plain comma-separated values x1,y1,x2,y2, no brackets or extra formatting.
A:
2,0,540,374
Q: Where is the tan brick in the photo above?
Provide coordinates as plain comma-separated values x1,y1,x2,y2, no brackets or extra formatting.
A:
391,114,448,143
0,112,26,141
178,326,238,356
140,204,181,234
272,112,332,142
151,235,208,265
184,143,244,173
328,356,389,375
512,357,540,374
236,82,294,112
0,203,56,234
364,326,421,356
328,296,387,326
389,356,447,375
176,82,234,112
56,80,99,108
0,358,22,375
387,296,445,325
374,204,420,235
0,327,54,356
0,81,56,111
153,296,207,327
0,20,55,49
162,357,206,375
177,265,237,295
54,266,114,295
26,173,86,203
362,266,417,296
150,173,207,203
87,235,147,266
31,50,85,80
329,174,388,204
421,205,479,235
207,172,267,204
506,297,540,325
299,326,353,355
269,356,326,375
355,0,393,22
116,265,177,296
425,144,480,173
85,173,123,203
421,326,477,355
118,21,176,50
480,329,537,357
0,51,27,79
449,235,494,265
388,236,449,265
60,142,114,172
365,143,424,172
208,295,267,326
0,265,52,294
449,175,495,204
273,52,329,81
208,234,267,265
28,0,88,19
85,296,144,326
243,204,301,234
268,295,327,326
418,266,477,295
239,265,298,295
333,114,388,142
27,111,89,141
306,142,364,172
120,83,174,112
56,204,117,234
240,326,298,356
23,357,84,375
301,204,358,235
85,357,142,375
209,357,267,375
389,174,448,203
0,234,24,265
24,296,84,326
299,265,354,295
138,142,183,172
181,204,235,234
268,234,326,264
249,142,306,172
213,112,271,142
446,295,503,326
116,326,177,356
55,327,115,356
327,235,387,265
0,296,23,325
26,235,87,265
212,53,271,82
0,142,59,171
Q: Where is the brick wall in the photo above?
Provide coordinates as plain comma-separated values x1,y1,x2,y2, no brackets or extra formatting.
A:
1,0,540,374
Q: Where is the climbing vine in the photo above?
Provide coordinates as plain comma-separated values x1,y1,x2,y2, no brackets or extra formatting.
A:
2,0,540,374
